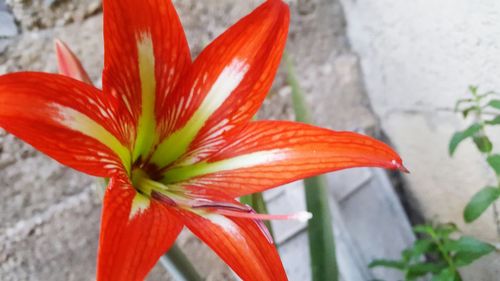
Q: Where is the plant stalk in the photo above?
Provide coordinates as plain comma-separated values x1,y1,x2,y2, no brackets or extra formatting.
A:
428,230,460,279
472,92,500,236
286,52,340,281
159,243,203,281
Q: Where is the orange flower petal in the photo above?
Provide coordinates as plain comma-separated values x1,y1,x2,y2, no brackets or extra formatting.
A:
151,0,290,168
177,208,287,281
97,176,184,281
0,72,130,177
55,39,93,84
163,120,406,197
102,0,191,159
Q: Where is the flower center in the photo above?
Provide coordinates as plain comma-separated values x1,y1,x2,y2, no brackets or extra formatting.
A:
131,168,184,199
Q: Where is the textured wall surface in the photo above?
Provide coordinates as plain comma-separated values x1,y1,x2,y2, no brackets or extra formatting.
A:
0,0,378,280
340,0,500,278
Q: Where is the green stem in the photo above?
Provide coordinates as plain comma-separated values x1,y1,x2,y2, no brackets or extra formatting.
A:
428,230,458,279
472,92,500,236
286,52,339,281
159,243,203,281
304,176,339,280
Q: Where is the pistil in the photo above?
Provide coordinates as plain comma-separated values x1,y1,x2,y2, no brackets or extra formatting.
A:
133,171,312,245
211,208,313,222
188,198,312,244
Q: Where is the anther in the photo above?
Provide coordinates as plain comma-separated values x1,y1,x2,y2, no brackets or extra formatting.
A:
191,199,252,212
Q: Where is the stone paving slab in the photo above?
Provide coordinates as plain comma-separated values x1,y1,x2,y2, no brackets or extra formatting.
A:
265,168,414,281
330,169,414,281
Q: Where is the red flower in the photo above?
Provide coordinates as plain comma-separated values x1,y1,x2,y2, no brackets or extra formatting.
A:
0,0,406,280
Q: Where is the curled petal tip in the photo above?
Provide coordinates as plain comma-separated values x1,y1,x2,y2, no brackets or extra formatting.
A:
392,160,410,173
400,166,410,174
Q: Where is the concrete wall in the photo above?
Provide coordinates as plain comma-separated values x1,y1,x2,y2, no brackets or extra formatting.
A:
340,0,500,278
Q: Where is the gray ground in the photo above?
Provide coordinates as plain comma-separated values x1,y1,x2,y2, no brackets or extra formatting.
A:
0,0,380,280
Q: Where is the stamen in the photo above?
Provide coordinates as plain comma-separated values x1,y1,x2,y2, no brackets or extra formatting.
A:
152,195,311,245
190,198,313,222
191,199,252,212
151,191,177,207
253,217,274,244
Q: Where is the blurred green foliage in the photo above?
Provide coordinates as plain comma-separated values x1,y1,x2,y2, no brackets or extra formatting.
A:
450,86,500,223
369,223,494,281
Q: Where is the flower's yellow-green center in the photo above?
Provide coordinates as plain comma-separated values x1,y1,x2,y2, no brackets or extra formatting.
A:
131,169,182,199
128,167,189,218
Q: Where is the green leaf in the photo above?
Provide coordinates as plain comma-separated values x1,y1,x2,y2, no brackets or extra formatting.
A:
431,268,460,281
446,236,495,253
469,85,478,95
461,106,477,118
287,53,339,281
463,187,500,223
454,251,493,267
435,223,459,238
487,154,500,175
472,135,493,153
368,259,405,270
449,124,482,156
411,239,434,259
487,99,500,110
413,224,434,235
446,236,495,267
401,249,414,263
408,262,446,277
485,116,500,125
